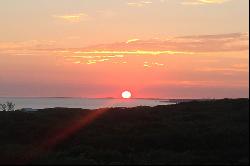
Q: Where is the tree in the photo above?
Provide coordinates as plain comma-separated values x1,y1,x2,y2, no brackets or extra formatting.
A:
0,103,7,112
0,102,15,111
7,102,15,111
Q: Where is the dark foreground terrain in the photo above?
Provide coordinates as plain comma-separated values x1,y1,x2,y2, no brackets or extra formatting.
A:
0,99,249,165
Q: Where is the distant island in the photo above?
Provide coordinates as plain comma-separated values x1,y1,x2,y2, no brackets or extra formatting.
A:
0,98,249,165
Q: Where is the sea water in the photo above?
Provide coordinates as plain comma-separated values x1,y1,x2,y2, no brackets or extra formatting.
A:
0,97,175,110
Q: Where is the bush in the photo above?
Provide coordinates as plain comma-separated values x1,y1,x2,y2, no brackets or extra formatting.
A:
0,102,15,111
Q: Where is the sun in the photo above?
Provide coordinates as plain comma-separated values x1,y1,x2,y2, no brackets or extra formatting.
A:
122,91,132,99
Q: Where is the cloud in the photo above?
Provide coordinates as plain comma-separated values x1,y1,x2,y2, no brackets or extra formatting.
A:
196,64,249,74
73,50,192,55
53,13,90,22
68,55,125,59
0,40,56,50
127,1,153,7
143,62,165,68
182,0,231,5
64,54,125,65
1,33,247,56
173,33,249,52
1,33,248,66
76,33,248,53
56,33,248,65
0,40,57,56
126,39,140,44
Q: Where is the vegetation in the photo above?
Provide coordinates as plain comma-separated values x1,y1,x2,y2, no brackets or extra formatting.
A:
0,102,15,112
0,99,248,165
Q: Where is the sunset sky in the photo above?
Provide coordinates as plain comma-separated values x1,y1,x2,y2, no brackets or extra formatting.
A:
0,0,249,98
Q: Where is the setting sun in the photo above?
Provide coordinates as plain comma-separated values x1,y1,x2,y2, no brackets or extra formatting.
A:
0,0,248,165
122,91,132,99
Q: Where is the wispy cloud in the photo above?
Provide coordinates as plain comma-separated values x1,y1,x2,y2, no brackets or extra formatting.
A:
59,50,190,65
58,33,248,65
143,62,165,68
126,39,140,44
127,1,153,7
73,50,193,55
182,0,231,5
196,64,249,74
1,33,247,55
53,13,90,22
0,40,56,52
173,33,249,52
64,54,125,65
1,33,248,66
77,33,248,53
68,55,125,59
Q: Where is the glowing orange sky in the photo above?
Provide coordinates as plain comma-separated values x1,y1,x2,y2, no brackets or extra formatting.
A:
0,0,249,98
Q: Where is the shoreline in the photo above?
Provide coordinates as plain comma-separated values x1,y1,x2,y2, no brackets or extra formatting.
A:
13,98,248,112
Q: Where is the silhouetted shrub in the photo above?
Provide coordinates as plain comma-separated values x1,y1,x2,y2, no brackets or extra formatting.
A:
0,102,15,112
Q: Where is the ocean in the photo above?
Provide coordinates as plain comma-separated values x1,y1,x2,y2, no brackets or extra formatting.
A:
0,97,175,110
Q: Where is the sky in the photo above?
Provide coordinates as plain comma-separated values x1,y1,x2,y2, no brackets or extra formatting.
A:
0,0,249,98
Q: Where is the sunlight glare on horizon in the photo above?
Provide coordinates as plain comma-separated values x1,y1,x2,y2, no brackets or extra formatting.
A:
122,91,132,99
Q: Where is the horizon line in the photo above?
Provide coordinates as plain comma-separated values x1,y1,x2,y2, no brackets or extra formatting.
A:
0,96,248,100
